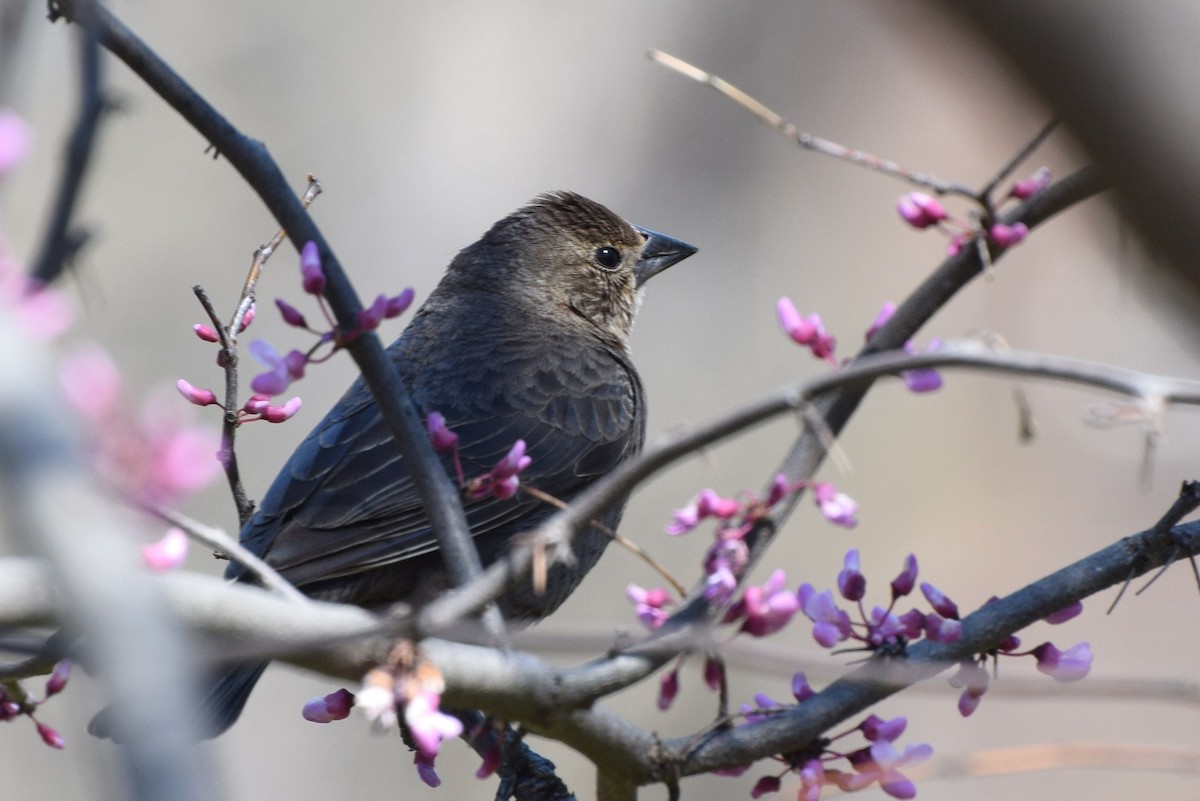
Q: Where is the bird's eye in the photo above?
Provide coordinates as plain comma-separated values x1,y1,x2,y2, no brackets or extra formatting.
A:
594,246,622,271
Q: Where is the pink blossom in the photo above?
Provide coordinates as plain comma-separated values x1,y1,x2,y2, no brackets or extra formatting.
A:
141,527,189,572
149,424,220,499
176,379,217,407
426,412,458,451
58,342,121,421
414,752,441,787
404,689,462,758
302,688,355,723
740,570,800,637
1008,166,1051,200
45,660,71,698
262,396,302,423
896,192,947,229
0,109,31,174
988,222,1029,249
249,339,307,396
300,241,325,295
657,670,679,710
791,671,814,702
750,775,781,798
837,548,865,601
890,554,918,599
1032,642,1092,682
192,323,220,342
1043,600,1083,624
798,583,852,647
275,298,308,328
813,482,857,527
919,582,959,619
627,583,673,630
797,759,826,801
865,301,897,342
36,721,65,750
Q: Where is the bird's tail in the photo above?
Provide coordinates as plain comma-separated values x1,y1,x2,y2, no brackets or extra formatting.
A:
88,661,270,741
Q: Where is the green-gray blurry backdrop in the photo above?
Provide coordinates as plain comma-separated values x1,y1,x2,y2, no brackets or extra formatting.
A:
2,2,1197,800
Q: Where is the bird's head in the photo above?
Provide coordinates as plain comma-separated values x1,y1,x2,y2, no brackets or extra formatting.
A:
446,191,696,347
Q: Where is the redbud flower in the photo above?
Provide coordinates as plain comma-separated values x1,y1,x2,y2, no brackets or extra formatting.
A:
404,689,463,758
386,288,415,318
1044,600,1083,624
919,582,959,619
36,721,65,750
798,583,852,647
697,488,740,519
740,570,800,637
357,293,391,331
176,379,217,407
797,759,825,801
791,671,814,702
262,397,303,423
1032,642,1092,682
275,298,308,328
300,241,325,295
813,481,858,527
426,412,459,451
237,302,255,332
627,583,673,630
665,500,701,535
865,301,897,342
475,744,502,779
1008,166,1051,200
988,222,1029,248
657,670,680,710
896,191,947,229
302,688,355,723
193,323,220,342
58,342,121,421
45,660,71,697
414,753,441,788
949,659,989,717
750,775,781,798
861,714,907,743
837,548,866,601
890,554,918,599
776,298,838,364
704,657,724,692
141,527,189,572
0,109,31,174
249,339,307,396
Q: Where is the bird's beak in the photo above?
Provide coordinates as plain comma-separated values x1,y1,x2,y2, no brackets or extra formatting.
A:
633,225,698,288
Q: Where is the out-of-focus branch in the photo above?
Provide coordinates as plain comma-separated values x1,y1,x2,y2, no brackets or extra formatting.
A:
30,2,104,284
44,0,489,613
3,516,1196,782
0,307,215,800
944,1,1200,321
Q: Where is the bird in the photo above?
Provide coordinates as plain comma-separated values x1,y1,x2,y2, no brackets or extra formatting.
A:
91,191,696,739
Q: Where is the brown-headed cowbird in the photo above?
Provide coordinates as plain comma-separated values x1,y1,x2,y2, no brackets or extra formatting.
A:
93,191,695,738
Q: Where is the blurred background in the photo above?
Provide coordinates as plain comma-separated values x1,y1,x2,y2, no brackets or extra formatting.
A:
2,1,1198,799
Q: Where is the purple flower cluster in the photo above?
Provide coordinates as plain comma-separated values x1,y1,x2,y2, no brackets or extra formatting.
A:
895,167,1050,256
1,660,70,750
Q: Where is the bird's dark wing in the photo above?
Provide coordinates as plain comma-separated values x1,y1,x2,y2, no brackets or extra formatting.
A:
228,328,642,595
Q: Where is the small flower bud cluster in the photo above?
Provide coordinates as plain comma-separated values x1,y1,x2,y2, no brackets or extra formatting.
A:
864,302,943,394
949,598,1090,716
895,167,1050,257
0,660,71,750
179,241,415,430
739,685,932,801
777,298,837,366
343,653,468,787
425,413,534,502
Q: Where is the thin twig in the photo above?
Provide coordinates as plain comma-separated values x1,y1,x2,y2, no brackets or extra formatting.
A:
143,502,308,604
648,50,978,198
522,485,687,597
979,116,1060,199
30,2,104,284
